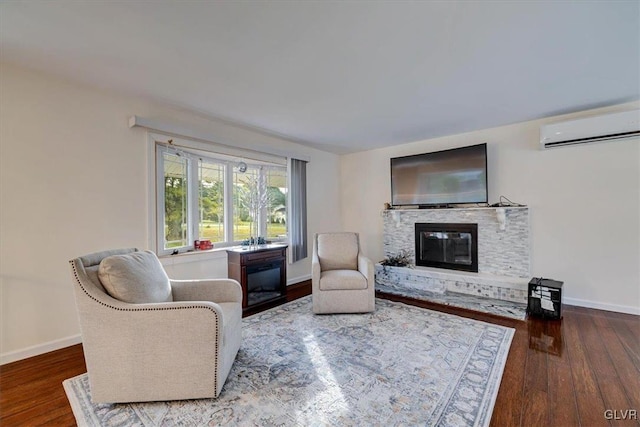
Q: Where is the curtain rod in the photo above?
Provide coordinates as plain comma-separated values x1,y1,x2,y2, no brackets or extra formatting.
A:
129,115,311,163
156,140,286,168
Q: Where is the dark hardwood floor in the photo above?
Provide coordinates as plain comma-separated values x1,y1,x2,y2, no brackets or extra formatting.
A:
1,284,638,426
0,344,86,426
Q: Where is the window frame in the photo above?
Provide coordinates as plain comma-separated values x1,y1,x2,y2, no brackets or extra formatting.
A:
155,147,193,252
152,135,288,256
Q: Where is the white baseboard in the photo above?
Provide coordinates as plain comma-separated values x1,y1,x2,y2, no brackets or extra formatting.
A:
564,297,640,315
287,274,311,286
1,334,82,365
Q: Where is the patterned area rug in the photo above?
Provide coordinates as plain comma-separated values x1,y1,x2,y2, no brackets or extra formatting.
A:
64,297,513,426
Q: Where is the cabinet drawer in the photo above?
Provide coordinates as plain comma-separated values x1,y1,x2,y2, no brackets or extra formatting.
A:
245,250,285,262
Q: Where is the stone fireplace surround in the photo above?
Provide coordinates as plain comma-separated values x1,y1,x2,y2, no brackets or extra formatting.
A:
378,206,530,305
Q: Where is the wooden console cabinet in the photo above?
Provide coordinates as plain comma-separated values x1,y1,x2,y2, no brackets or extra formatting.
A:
227,244,288,314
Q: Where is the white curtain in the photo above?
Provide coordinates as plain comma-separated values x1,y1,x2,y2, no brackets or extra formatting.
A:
289,158,308,262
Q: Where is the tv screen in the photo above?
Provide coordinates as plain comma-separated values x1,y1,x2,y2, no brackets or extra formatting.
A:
391,143,487,206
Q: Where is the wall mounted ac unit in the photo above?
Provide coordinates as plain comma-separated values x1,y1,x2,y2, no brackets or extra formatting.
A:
540,109,640,149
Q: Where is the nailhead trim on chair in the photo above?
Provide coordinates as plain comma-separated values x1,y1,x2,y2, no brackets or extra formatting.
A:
70,259,220,395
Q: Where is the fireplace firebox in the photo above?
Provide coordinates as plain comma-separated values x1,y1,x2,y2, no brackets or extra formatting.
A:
415,223,478,272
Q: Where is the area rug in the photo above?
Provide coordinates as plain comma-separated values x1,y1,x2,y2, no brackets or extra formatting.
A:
63,296,514,426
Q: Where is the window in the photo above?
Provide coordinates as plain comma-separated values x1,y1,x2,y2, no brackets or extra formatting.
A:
162,152,189,249
156,141,287,254
198,160,225,243
232,165,260,242
265,168,288,240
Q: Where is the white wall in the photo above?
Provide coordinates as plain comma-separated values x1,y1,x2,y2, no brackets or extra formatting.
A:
0,63,342,362
2,61,637,364
342,103,640,315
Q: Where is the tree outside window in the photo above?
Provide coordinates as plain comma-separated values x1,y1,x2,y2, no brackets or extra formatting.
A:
163,153,188,249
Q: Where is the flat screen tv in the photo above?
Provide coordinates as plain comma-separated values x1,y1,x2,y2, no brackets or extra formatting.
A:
390,143,488,207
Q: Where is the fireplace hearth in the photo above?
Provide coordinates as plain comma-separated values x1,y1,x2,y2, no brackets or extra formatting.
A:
415,223,478,272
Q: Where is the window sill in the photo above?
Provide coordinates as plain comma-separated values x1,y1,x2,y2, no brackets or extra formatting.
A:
159,247,228,266
159,239,289,266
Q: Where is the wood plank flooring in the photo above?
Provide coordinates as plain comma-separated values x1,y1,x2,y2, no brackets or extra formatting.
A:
1,344,86,426
1,287,638,426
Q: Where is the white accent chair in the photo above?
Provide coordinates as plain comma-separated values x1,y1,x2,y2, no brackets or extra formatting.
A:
69,248,242,403
312,232,375,314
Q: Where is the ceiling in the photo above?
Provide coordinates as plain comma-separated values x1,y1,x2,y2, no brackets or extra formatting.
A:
1,1,638,154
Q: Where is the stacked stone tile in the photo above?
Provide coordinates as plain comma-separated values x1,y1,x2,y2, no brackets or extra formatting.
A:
380,207,530,304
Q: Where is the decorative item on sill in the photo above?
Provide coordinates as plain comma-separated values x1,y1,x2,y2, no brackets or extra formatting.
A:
380,249,413,272
237,166,273,250
241,236,267,247
195,239,213,250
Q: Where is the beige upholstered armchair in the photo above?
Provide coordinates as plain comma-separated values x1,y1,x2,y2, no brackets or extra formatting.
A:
312,232,375,314
69,248,242,403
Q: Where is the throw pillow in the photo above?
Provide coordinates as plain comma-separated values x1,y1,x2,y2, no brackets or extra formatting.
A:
98,250,173,303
